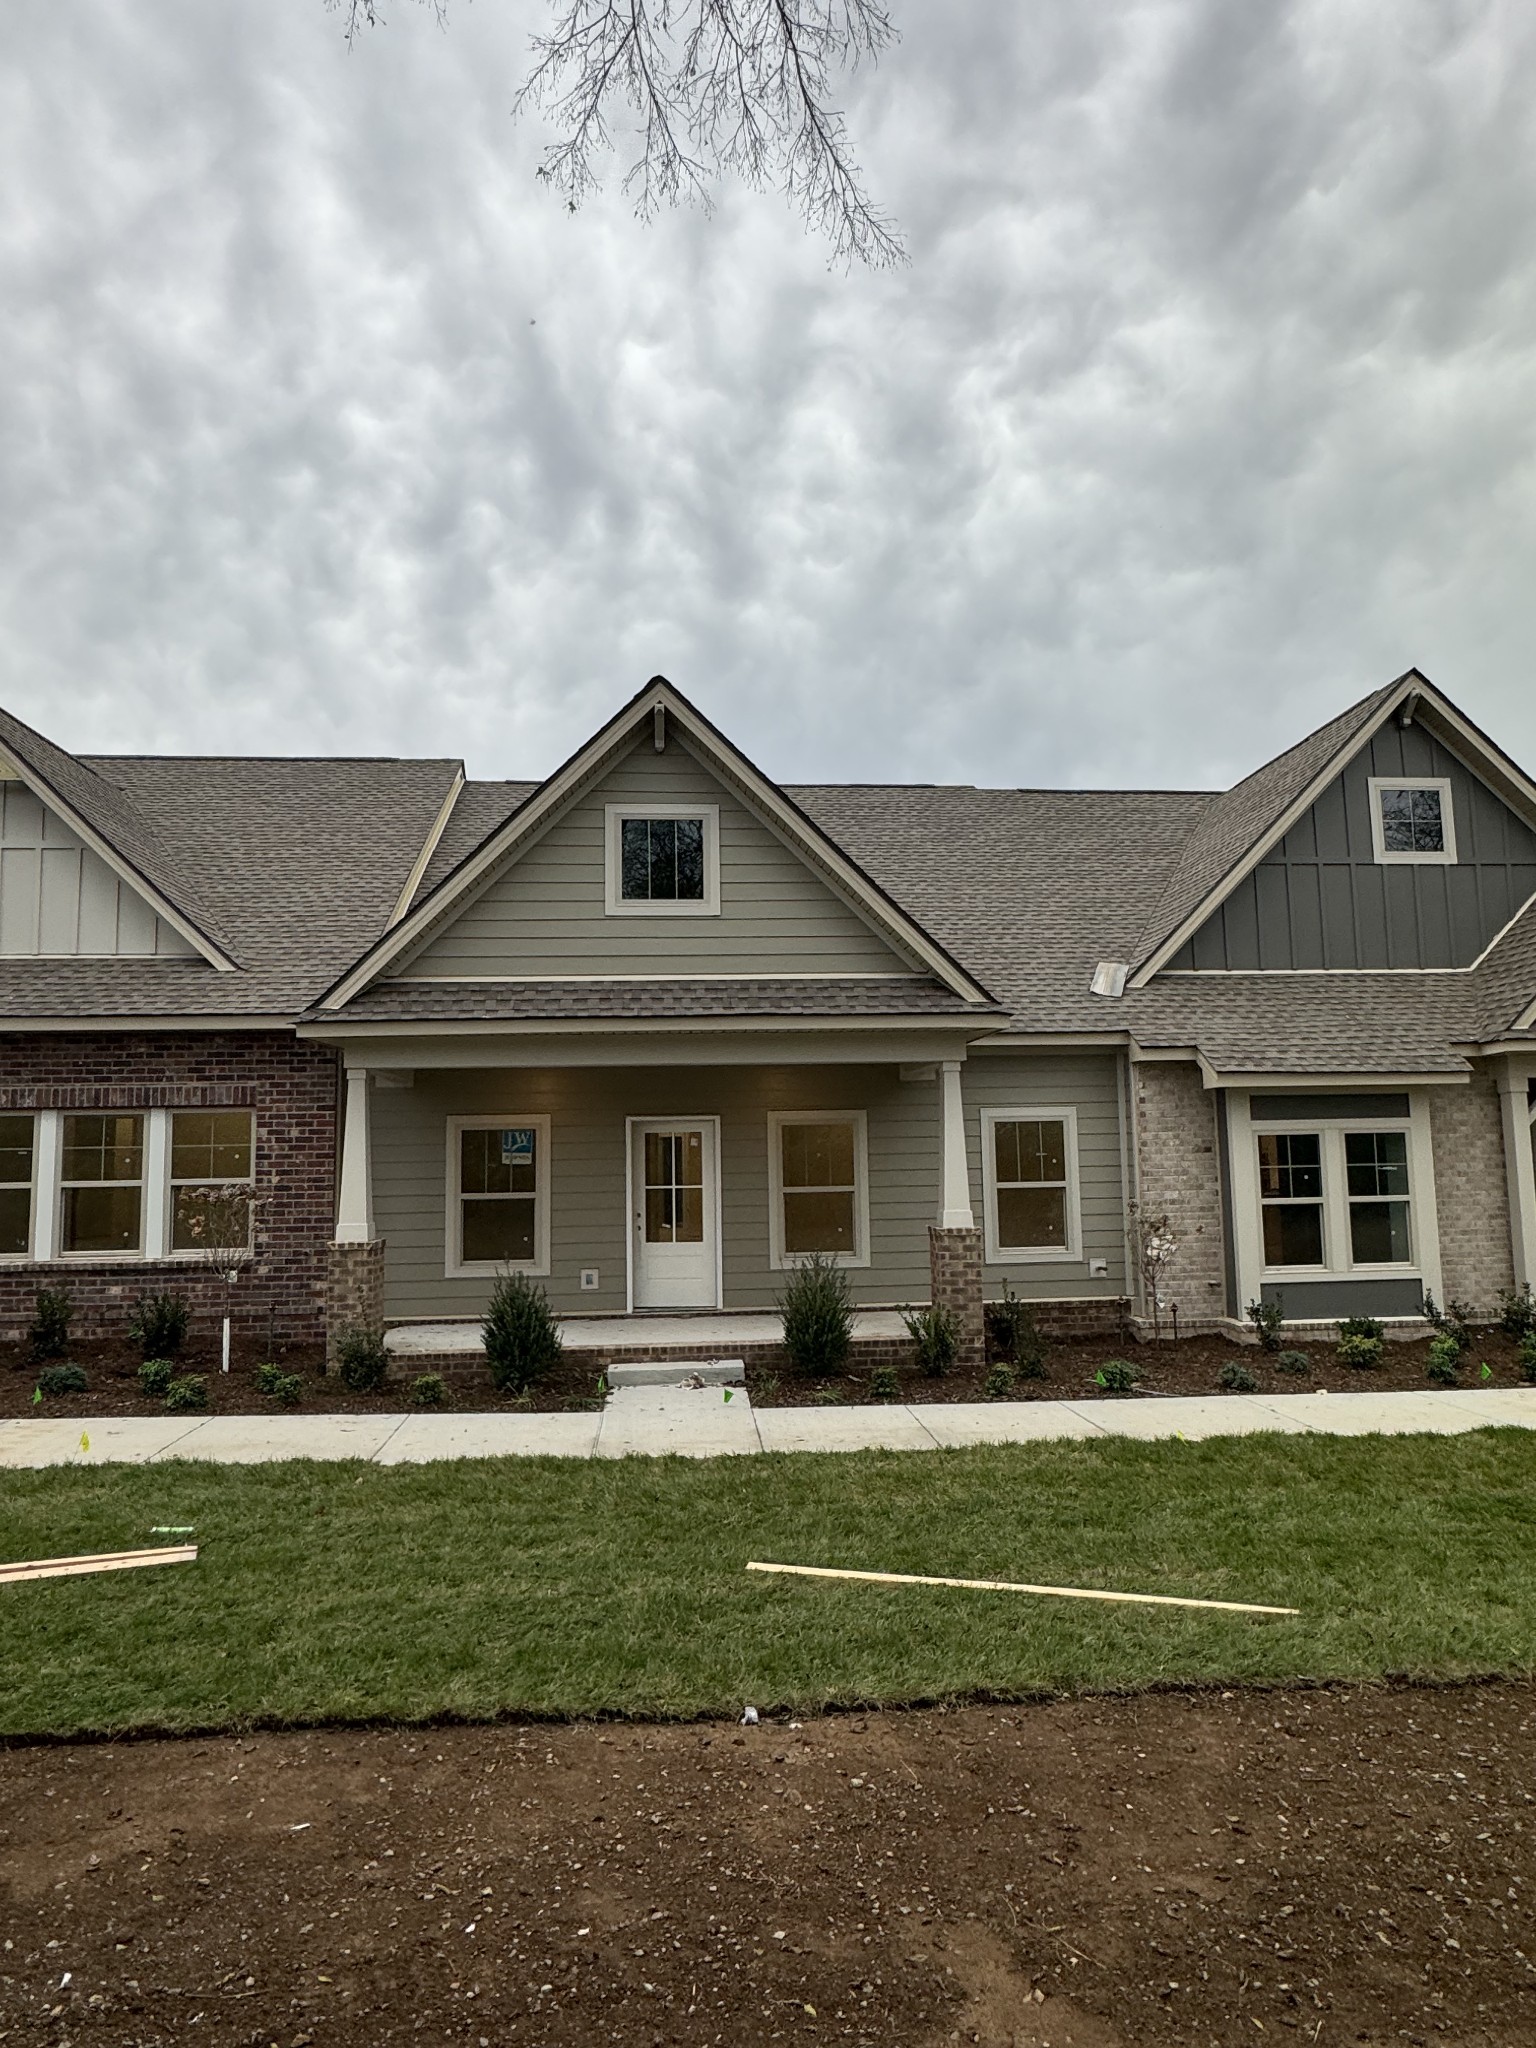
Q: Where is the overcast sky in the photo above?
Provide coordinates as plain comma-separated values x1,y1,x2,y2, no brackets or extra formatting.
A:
3,0,1535,794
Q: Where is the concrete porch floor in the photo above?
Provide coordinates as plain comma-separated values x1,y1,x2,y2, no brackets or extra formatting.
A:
385,1310,912,1356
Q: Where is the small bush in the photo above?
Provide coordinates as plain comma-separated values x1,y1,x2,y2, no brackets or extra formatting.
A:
483,1273,562,1394
267,1373,304,1407
36,1363,88,1398
1337,1332,1383,1371
1426,1331,1462,1378
1245,1297,1284,1351
1426,1354,1460,1387
127,1292,190,1360
985,1283,1044,1367
983,1362,1016,1399
165,1375,209,1413
255,1362,285,1395
868,1364,900,1402
1519,1333,1536,1384
1338,1314,1385,1344
778,1254,852,1377
812,1385,844,1405
1219,1360,1258,1393
1275,1349,1311,1375
27,1289,72,1362
410,1373,449,1409
1497,1285,1535,1342
335,1324,390,1394
138,1358,176,1398
1094,1358,1141,1394
901,1302,960,1378
1424,1292,1475,1354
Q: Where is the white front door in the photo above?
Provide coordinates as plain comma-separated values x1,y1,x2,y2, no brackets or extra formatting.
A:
631,1119,719,1309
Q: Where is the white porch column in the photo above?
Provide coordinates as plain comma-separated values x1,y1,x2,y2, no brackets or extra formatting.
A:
335,1067,376,1243
1499,1062,1536,1292
938,1059,974,1229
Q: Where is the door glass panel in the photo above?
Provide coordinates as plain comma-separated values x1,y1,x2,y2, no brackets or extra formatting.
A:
642,1131,705,1244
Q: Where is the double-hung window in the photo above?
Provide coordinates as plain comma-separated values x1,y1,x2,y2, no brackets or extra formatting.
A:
605,805,720,914
982,1108,1082,1262
768,1111,868,1267
0,1115,35,1257
60,1114,145,1255
1253,1117,1415,1273
449,1116,550,1275
170,1111,255,1252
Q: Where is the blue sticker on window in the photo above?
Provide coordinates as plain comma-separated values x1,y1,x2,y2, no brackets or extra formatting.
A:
500,1128,536,1166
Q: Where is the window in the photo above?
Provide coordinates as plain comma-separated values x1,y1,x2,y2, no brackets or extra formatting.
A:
1257,1132,1325,1267
643,1129,705,1244
60,1113,145,1255
982,1108,1082,1262
1369,777,1456,864
170,1110,254,1253
768,1111,868,1267
605,804,719,914
1253,1121,1414,1274
448,1116,549,1275
0,1114,34,1257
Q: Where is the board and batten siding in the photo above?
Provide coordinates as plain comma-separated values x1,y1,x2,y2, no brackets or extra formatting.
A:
402,735,912,978
1168,724,1536,971
371,1052,1128,1320
0,783,195,957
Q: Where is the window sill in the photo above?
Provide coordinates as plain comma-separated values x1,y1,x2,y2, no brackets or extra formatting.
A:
444,1261,550,1282
602,901,721,918
1260,1266,1420,1282
771,1252,871,1272
986,1246,1083,1266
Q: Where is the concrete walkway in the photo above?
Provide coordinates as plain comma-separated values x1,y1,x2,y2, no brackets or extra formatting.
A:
3,1385,1535,1468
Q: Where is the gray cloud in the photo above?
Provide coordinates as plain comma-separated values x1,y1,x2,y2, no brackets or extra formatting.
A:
2,0,1534,796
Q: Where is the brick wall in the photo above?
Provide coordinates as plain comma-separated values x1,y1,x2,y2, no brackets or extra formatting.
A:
1430,1065,1516,1315
1132,1060,1228,1331
326,1241,386,1364
928,1224,985,1368
0,1031,339,1346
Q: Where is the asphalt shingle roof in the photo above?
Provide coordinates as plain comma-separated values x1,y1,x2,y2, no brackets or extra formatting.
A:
327,976,997,1024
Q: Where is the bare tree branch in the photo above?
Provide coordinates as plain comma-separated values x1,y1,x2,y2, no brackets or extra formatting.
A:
331,1,905,267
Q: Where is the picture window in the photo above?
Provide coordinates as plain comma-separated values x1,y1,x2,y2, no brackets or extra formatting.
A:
605,805,719,915
1370,778,1456,864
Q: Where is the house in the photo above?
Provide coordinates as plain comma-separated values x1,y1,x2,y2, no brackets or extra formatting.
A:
1,670,1533,1364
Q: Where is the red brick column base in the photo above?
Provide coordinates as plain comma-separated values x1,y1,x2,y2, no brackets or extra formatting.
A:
325,1241,386,1369
928,1224,985,1370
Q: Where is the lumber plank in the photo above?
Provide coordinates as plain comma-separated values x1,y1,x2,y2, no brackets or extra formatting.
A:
746,1559,1297,1616
0,1545,198,1585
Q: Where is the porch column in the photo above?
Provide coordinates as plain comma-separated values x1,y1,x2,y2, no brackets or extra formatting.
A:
335,1067,375,1243
327,1066,384,1364
929,1058,983,1368
1499,1063,1536,1293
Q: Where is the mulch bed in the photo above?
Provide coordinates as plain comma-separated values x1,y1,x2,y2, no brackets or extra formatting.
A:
4,1329,1532,1419
3,1679,1532,2045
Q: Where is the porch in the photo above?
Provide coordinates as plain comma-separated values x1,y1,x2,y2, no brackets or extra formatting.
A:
384,1306,915,1373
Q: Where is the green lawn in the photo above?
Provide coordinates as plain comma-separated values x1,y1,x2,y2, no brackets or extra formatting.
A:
2,1432,1535,1739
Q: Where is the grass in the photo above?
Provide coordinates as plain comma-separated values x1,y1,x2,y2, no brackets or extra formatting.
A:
2,1432,1535,1739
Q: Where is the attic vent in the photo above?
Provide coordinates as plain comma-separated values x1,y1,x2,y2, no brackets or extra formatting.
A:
1090,960,1128,999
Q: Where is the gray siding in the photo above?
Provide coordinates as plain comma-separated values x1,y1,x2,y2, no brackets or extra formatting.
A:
404,736,910,978
0,783,195,957
372,1051,1128,1320
1170,725,1536,970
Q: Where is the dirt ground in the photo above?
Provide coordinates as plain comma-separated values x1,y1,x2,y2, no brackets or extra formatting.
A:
5,1329,1532,1420
1,1681,1532,2047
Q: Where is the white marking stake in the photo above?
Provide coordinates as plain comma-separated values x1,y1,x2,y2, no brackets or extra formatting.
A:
745,1560,1297,1617
1,1545,198,1586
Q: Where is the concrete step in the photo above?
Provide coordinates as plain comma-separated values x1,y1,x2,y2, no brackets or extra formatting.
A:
604,1358,747,1389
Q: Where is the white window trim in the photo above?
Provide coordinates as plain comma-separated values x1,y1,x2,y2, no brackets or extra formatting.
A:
767,1109,870,1270
0,1108,41,1264
162,1110,258,1263
1369,776,1457,865
1227,1091,1443,1308
53,1107,151,1262
604,803,721,916
445,1113,552,1280
980,1105,1084,1265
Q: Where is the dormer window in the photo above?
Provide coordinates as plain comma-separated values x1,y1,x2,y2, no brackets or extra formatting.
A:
605,804,719,914
1370,777,1456,864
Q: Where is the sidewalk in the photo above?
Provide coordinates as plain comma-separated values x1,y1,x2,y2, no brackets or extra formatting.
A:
3,1384,1535,1468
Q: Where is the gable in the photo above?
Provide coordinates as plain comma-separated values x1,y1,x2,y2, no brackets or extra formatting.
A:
1167,721,1536,971
400,732,917,980
0,778,197,958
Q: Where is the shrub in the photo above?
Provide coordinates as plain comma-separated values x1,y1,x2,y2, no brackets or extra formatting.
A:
1519,1333,1536,1385
138,1358,176,1398
127,1292,190,1360
255,1362,285,1395
901,1302,960,1378
1275,1349,1311,1375
1426,1353,1460,1387
1219,1361,1258,1393
1497,1285,1535,1342
812,1385,844,1405
867,1364,900,1402
27,1289,72,1362
410,1373,449,1409
1245,1297,1284,1352
985,1283,1044,1367
335,1324,390,1394
1094,1358,1141,1394
1338,1314,1385,1344
483,1273,562,1394
1337,1332,1383,1371
983,1362,1016,1399
268,1373,304,1408
1424,1292,1475,1353
778,1254,852,1377
165,1375,209,1413
36,1363,88,1398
